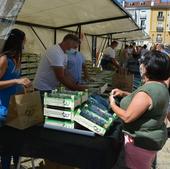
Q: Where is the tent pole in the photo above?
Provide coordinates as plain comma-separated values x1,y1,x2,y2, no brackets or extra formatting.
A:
101,38,108,53
78,25,81,51
124,38,127,45
96,37,107,67
107,34,111,47
54,29,57,44
30,26,47,50
85,34,92,56
92,35,97,66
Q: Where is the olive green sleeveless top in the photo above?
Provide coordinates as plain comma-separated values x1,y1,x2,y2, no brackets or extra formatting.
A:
120,82,169,150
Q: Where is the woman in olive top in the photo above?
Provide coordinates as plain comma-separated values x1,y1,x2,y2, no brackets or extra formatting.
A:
165,78,170,121
109,51,170,169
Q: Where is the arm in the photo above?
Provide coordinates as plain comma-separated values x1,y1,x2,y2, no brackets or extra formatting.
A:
112,58,120,70
165,78,170,122
109,92,152,123
0,55,16,89
109,49,120,69
133,47,138,55
166,99,170,122
52,66,87,91
0,55,31,89
165,78,170,88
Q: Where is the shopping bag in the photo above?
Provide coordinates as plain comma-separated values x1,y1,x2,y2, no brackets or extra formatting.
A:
5,90,43,129
112,72,133,92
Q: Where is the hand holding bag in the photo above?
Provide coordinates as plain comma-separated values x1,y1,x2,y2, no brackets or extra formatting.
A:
5,88,43,129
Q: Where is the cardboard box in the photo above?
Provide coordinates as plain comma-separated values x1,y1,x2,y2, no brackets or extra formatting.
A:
74,112,107,136
44,107,76,120
44,117,75,129
56,89,88,104
74,109,113,136
44,92,81,110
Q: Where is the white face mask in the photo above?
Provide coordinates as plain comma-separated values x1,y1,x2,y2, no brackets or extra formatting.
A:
66,48,77,55
139,64,146,78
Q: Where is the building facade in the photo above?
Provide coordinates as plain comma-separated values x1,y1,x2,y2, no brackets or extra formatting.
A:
150,5,170,44
124,1,151,45
127,7,151,36
122,0,170,45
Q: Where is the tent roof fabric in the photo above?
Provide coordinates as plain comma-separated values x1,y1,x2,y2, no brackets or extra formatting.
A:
17,0,148,39
111,30,150,41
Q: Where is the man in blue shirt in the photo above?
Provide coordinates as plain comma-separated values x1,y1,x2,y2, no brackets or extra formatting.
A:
67,48,89,84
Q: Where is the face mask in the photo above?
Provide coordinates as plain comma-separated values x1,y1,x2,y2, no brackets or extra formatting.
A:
66,48,77,55
139,64,146,78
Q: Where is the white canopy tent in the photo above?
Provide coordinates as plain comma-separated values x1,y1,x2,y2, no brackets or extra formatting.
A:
17,0,140,36
1,0,149,59
111,30,150,41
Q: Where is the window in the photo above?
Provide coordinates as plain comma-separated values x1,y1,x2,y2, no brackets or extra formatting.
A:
158,11,163,18
140,10,146,18
156,34,162,43
157,34,161,38
141,20,146,29
157,22,163,28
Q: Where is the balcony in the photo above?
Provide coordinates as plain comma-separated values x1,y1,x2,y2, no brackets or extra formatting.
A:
156,27,164,32
157,16,164,21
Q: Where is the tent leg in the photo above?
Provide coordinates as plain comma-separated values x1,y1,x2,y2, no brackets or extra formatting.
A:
30,26,47,50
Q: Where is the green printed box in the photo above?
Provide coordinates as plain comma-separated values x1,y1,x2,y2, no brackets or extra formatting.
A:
44,117,75,129
74,110,112,136
44,92,81,109
44,107,76,120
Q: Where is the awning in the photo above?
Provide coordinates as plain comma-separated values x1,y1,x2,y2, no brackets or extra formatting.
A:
17,0,143,36
111,30,150,41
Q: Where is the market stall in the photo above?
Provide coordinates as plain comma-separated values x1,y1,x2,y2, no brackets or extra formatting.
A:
0,0,149,168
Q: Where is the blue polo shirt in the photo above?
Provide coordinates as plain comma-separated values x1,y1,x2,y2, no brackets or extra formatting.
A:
67,51,85,84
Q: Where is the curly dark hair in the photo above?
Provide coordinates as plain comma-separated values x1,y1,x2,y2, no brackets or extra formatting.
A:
139,51,170,81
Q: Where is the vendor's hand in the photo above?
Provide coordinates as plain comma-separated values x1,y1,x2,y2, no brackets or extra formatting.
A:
110,88,124,97
16,78,31,88
109,94,116,106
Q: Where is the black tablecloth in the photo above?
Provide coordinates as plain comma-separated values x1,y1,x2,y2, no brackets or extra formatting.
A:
0,125,122,169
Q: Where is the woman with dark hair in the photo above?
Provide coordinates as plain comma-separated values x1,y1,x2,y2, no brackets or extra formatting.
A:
0,29,31,169
109,51,170,169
